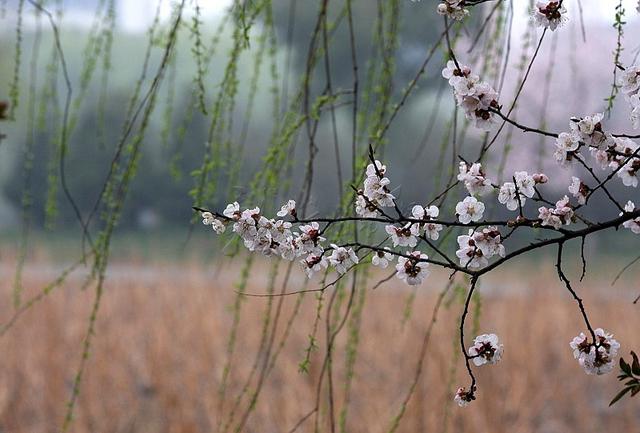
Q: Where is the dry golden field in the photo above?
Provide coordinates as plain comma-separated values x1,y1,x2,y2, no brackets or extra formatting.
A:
1,249,639,433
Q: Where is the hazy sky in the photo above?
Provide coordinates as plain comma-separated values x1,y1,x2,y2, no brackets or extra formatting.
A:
116,1,638,32
117,0,231,32
5,0,639,33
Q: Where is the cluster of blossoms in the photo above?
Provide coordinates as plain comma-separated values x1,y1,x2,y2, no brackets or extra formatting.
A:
622,201,640,234
568,176,589,205
383,204,444,253
570,329,621,375
411,204,444,240
436,0,468,21
201,201,358,278
532,1,568,30
620,63,640,130
455,162,491,223
555,113,640,188
355,160,395,217
457,161,493,196
554,113,604,166
456,227,505,268
203,150,640,289
202,211,226,234
538,195,574,229
395,251,430,286
497,171,546,211
442,61,500,131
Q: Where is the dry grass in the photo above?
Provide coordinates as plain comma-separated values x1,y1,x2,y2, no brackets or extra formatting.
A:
0,252,639,433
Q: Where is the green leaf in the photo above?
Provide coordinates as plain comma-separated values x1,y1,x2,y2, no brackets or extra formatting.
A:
631,351,640,376
609,387,632,406
620,357,632,375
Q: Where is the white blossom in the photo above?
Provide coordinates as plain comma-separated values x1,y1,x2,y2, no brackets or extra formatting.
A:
395,251,430,285
297,222,326,254
202,211,226,234
456,230,488,269
456,228,504,269
363,175,395,207
366,160,387,177
631,94,640,129
454,387,474,407
385,223,418,248
411,205,442,240
278,238,298,261
363,175,389,197
458,162,493,196
538,196,573,229
276,199,296,217
514,171,536,198
568,176,588,205
423,222,444,241
590,147,610,169
617,161,640,188
556,131,580,151
455,196,485,224
498,182,521,211
451,72,479,98
411,204,439,220
223,202,241,220
443,64,500,131
570,113,608,148
606,136,640,187
554,132,580,166
202,211,215,226
623,216,640,234
271,219,293,242
620,64,640,99
621,201,640,234
372,248,393,268
329,245,359,274
624,200,635,213
233,208,260,239
211,219,225,234
570,328,620,375
467,82,500,129
436,0,469,21
357,160,396,215
503,173,548,212
618,65,640,129
441,60,473,85
532,1,568,30
244,227,272,254
355,194,379,218
473,226,506,259
301,253,328,278
468,333,504,366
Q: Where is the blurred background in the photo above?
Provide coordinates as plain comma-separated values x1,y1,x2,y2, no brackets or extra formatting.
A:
0,1,640,432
